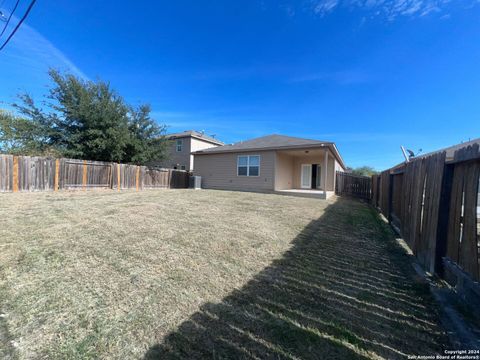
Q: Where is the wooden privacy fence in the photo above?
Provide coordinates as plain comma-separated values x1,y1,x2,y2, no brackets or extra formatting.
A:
372,144,480,291
335,172,372,200
0,155,190,192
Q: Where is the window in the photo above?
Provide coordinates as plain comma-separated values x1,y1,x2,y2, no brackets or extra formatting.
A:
176,139,183,152
237,155,260,176
180,165,186,170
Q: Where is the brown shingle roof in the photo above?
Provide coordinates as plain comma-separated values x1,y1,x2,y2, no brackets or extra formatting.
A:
194,134,329,152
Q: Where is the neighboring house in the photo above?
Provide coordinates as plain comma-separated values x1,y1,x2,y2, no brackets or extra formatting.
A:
151,130,224,171
390,137,480,172
193,134,346,199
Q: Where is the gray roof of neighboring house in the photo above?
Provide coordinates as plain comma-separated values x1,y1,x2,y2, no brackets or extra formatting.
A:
390,137,480,171
193,134,346,169
167,130,224,145
419,137,480,160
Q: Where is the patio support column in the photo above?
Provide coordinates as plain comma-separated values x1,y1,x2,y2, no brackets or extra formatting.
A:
323,149,328,191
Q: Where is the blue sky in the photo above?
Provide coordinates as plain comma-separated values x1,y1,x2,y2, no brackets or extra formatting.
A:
0,0,479,169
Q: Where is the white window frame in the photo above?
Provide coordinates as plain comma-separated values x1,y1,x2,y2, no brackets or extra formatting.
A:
237,155,260,177
176,139,183,152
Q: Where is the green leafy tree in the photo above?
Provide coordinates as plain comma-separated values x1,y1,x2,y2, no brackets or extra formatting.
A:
0,109,61,156
8,69,168,163
349,166,378,177
124,104,168,164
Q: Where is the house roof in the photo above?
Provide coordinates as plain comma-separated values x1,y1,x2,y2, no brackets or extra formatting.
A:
193,134,346,169
167,130,224,145
390,137,480,171
419,137,480,160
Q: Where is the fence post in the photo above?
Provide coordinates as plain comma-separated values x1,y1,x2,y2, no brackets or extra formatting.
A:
136,166,140,191
336,172,339,195
435,163,454,276
387,173,394,222
82,160,87,190
376,176,380,208
12,156,19,192
108,163,113,189
117,163,121,191
371,175,376,206
54,159,60,191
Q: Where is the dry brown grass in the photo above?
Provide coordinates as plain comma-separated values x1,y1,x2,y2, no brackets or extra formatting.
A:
0,190,449,359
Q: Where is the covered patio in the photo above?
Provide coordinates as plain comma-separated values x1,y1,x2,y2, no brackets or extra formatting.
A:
274,146,342,199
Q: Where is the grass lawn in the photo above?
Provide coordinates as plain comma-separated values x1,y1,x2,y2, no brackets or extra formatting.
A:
0,190,449,359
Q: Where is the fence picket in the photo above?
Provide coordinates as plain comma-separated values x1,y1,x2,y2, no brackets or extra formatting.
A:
334,172,372,200
0,154,190,193
371,145,479,283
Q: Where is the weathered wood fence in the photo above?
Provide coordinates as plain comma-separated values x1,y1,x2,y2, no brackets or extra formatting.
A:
0,155,190,192
372,143,480,303
335,172,372,200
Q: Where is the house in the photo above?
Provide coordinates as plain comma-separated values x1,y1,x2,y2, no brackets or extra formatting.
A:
389,137,480,172
151,130,224,171
192,134,346,199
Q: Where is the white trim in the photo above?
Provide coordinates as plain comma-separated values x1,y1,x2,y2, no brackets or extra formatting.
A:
237,155,261,177
300,164,312,189
168,134,224,146
189,134,224,146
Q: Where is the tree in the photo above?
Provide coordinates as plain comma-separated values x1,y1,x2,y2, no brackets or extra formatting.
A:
0,109,61,156
124,104,168,164
8,69,168,164
349,166,378,177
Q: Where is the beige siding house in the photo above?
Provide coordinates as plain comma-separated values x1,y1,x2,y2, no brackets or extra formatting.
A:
151,130,224,171
193,134,346,199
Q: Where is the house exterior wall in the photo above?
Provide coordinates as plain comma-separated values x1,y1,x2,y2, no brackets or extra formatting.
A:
194,150,276,191
166,137,192,170
274,152,294,190
324,155,339,191
326,155,336,191
292,155,321,189
334,159,344,174
189,138,219,170
333,158,344,191
290,152,336,191
194,147,344,193
150,136,220,171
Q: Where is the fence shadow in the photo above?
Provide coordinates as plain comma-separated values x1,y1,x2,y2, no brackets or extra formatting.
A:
144,198,449,360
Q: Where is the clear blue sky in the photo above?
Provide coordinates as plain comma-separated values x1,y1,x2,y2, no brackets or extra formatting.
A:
1,0,479,169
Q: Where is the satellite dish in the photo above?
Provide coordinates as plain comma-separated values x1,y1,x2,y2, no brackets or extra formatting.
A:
407,148,423,158
401,146,423,162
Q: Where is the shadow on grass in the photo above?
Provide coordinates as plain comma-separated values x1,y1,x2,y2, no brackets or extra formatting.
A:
145,198,449,359
0,295,15,360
